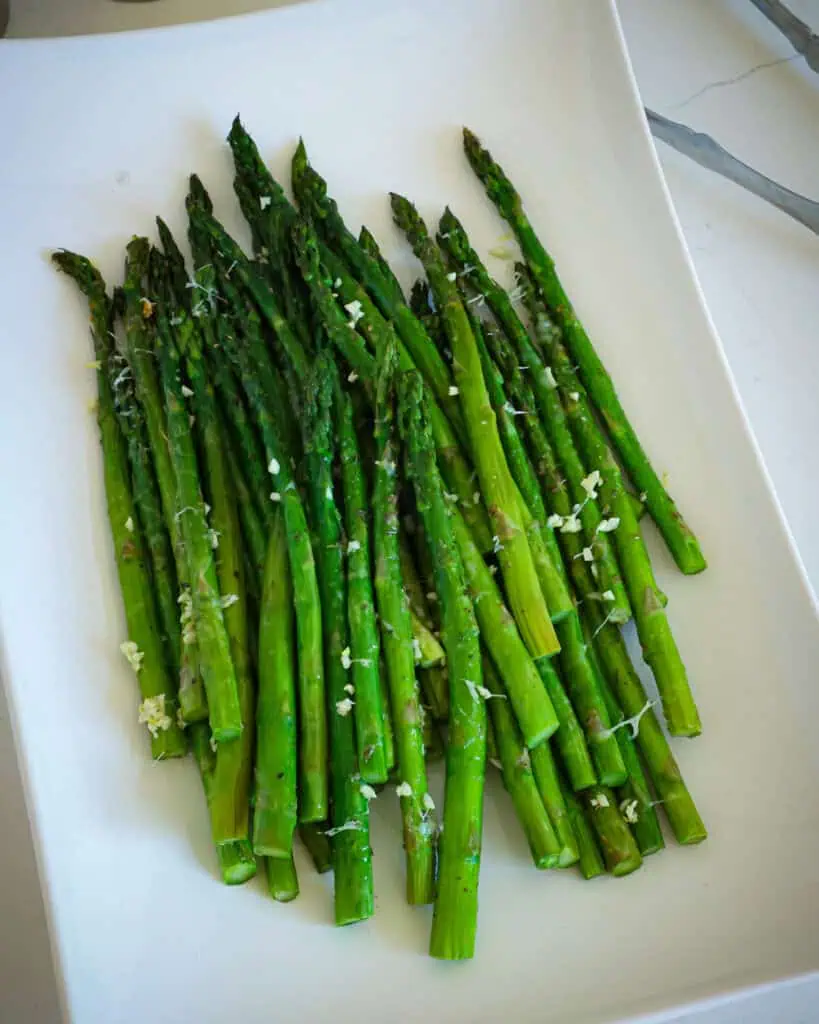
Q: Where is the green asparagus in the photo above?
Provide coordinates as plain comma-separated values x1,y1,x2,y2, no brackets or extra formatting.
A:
462,127,706,574
399,370,486,960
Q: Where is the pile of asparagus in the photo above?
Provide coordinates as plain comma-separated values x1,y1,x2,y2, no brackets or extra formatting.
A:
53,120,707,960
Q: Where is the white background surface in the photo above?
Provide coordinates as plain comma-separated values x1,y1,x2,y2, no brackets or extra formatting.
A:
2,1,819,1021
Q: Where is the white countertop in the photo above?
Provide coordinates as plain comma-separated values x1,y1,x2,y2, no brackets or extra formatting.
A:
2,1,819,1021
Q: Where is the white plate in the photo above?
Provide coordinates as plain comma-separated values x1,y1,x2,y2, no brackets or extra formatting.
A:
1,1,819,1021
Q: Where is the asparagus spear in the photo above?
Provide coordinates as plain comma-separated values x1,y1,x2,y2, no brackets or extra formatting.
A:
409,279,444,355
460,301,574,626
265,855,300,903
160,228,258,844
107,338,181,686
292,140,465,438
582,786,642,877
227,119,314,357
304,351,373,926
397,533,449,719
528,741,580,867
189,202,309,384
516,264,651,529
299,823,333,875
377,653,398,775
545,327,702,737
583,602,706,845
253,502,298,858
206,342,269,513
187,190,328,823
336,375,389,784
120,238,208,724
159,211,270,547
290,219,493,554
482,658,561,869
52,251,186,760
372,345,436,905
466,312,623,782
462,127,706,575
438,209,630,622
146,246,243,743
559,772,605,880
222,422,268,589
399,370,487,960
449,507,560,749
391,194,560,660
189,723,257,884
591,636,665,856
358,224,405,305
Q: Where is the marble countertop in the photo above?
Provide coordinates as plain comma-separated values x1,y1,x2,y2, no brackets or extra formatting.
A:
2,1,819,1020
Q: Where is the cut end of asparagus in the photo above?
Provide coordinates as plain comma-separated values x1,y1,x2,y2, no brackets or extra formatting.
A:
265,854,300,902
217,840,258,886
429,916,478,961
150,726,188,761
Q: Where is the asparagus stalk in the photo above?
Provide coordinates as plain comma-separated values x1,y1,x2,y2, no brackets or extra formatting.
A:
189,202,309,384
438,209,630,622
397,533,448,719
559,773,605,880
462,303,574,625
299,823,333,875
265,855,300,903
467,312,623,782
391,194,560,660
222,424,268,589
253,505,298,857
482,658,561,869
160,232,257,843
471,312,569,597
372,346,436,905
189,723,257,884
52,251,186,760
291,140,466,438
336,377,389,784
148,247,243,743
187,192,328,823
377,654,397,776
409,279,444,355
591,636,665,856
399,370,486,960
582,786,642,877
204,340,271,529
304,351,373,926
120,238,208,723
358,224,406,305
290,219,493,554
528,741,580,867
516,264,650,529
449,506,560,749
107,339,181,686
462,127,706,574
533,656,597,793
583,602,706,845
545,328,702,737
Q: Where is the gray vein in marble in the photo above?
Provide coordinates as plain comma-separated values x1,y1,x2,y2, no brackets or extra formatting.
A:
747,0,819,73
671,54,799,110
646,108,819,236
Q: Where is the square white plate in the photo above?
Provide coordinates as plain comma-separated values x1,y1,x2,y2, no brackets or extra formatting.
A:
1,1,819,1021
